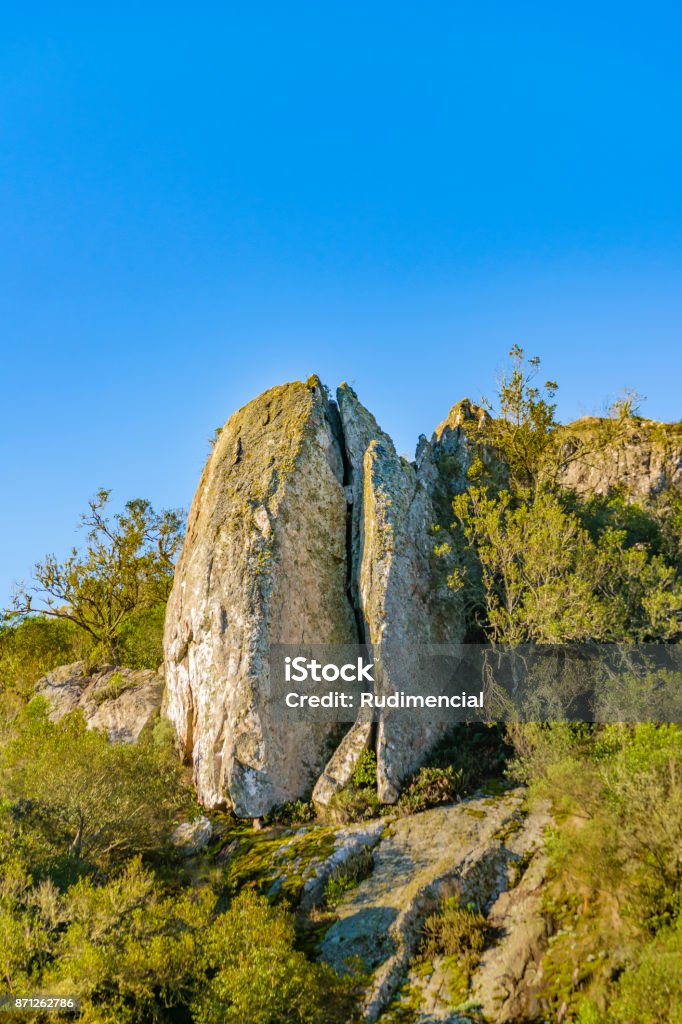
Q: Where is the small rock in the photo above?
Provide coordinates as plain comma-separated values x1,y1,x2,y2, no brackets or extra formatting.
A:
170,816,213,855
35,662,164,742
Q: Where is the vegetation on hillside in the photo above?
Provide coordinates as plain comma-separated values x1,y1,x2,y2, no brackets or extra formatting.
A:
0,353,680,1022
442,348,682,1022
0,489,358,1022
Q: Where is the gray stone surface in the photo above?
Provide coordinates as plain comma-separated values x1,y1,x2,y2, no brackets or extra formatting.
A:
312,713,374,807
163,377,358,816
558,417,682,498
360,437,464,802
35,662,164,742
319,789,532,1021
408,802,552,1023
170,815,214,855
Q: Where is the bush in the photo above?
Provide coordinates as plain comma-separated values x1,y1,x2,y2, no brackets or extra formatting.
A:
193,890,357,1024
0,699,195,880
509,722,682,1019
352,749,377,789
263,799,317,827
324,785,381,825
116,603,167,670
397,765,463,816
607,919,682,1024
421,897,489,973
0,616,92,707
0,604,167,723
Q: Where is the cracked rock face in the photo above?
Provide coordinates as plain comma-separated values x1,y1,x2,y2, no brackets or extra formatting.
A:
360,435,464,802
164,377,358,816
165,376,680,819
314,386,465,807
164,377,467,816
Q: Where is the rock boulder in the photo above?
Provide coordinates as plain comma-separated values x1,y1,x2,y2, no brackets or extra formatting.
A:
163,377,358,816
35,662,164,742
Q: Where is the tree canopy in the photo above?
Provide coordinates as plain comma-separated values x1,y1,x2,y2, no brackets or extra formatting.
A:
10,491,184,663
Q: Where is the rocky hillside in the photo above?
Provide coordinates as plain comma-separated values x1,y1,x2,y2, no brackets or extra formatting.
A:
163,376,681,818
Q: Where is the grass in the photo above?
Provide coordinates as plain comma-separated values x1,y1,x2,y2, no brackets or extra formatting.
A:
323,846,375,908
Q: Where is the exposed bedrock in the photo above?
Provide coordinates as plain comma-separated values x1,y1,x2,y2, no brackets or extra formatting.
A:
359,434,464,803
164,376,681,816
314,386,465,806
163,377,357,815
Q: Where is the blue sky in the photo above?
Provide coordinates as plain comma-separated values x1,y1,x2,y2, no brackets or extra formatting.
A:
2,2,681,605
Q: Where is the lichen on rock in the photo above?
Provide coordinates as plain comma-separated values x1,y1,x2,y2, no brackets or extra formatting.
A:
164,377,358,816
35,662,164,742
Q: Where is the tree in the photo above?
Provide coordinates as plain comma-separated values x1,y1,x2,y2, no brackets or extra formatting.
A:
10,491,184,663
476,344,559,492
469,345,634,494
452,486,682,643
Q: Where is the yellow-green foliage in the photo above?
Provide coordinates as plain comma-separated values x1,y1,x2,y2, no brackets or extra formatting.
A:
453,486,682,643
0,848,357,1024
0,699,194,877
115,602,167,669
0,616,90,708
511,722,682,1021
0,699,357,1023
420,897,488,976
324,784,382,825
352,748,377,788
10,491,183,664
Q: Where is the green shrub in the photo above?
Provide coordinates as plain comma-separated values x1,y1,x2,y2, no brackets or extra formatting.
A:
0,699,194,880
324,785,382,825
421,897,489,973
116,602,167,670
0,616,93,706
264,799,317,827
0,603,167,723
193,889,358,1024
397,765,463,816
607,919,682,1024
509,722,682,1019
352,749,377,788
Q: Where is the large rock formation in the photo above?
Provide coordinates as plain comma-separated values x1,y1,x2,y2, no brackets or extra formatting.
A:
313,388,466,805
163,377,358,816
359,436,464,802
164,377,682,817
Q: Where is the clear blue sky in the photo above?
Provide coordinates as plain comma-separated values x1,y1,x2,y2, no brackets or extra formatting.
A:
2,2,681,606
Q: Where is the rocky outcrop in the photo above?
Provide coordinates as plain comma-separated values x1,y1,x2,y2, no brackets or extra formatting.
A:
558,417,682,498
35,662,164,741
164,377,470,816
360,437,464,802
164,377,358,816
317,788,551,1022
164,375,681,819
336,383,394,626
